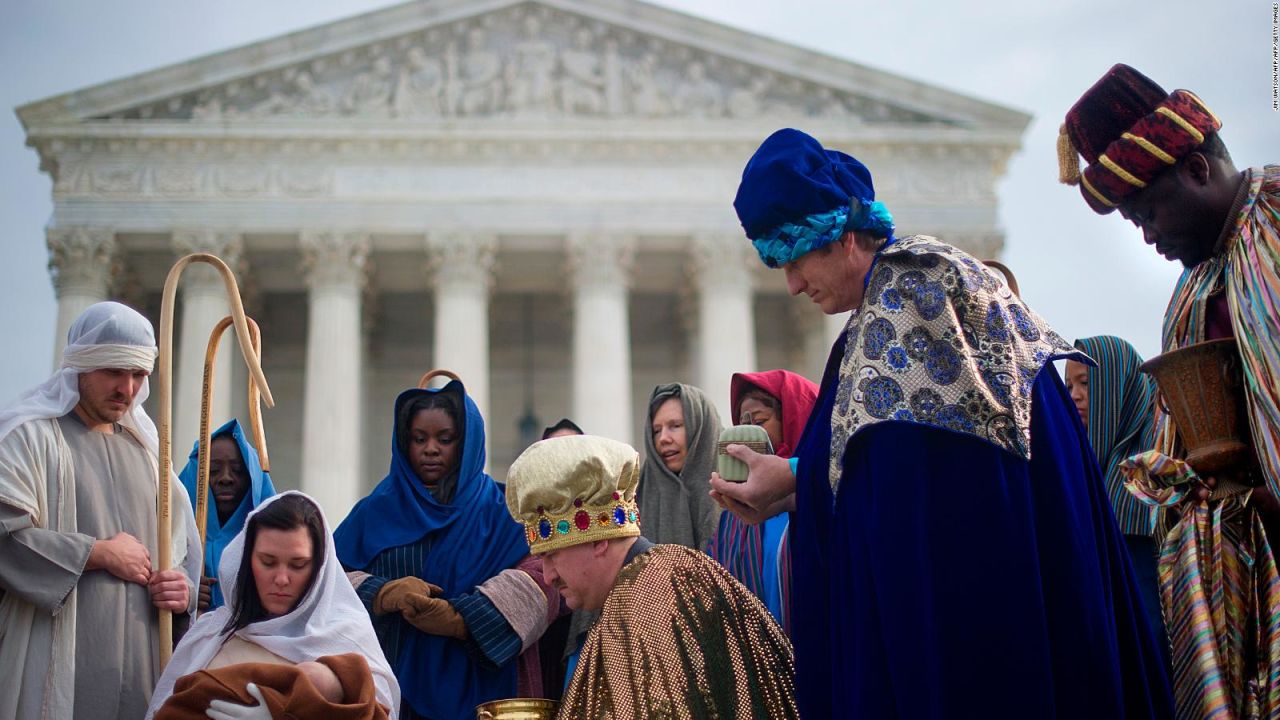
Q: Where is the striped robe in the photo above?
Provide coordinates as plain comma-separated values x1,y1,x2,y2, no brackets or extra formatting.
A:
1138,165,1280,719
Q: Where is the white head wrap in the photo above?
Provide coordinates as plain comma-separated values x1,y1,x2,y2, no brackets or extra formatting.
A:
0,301,160,449
146,491,401,719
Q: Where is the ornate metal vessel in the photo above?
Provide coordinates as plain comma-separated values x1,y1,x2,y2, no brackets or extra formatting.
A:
475,698,558,720
1140,337,1257,477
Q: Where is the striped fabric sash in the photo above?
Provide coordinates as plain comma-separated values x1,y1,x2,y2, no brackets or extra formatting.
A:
1161,496,1280,720
1121,451,1280,718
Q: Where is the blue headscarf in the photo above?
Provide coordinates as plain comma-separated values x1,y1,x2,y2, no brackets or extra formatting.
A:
734,128,895,268
334,380,529,719
178,418,275,609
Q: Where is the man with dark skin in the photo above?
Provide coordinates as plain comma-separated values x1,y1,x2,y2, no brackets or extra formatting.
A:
1114,137,1241,506
179,418,276,612
1116,137,1242,269
1062,63,1280,717
209,435,252,522
196,435,252,610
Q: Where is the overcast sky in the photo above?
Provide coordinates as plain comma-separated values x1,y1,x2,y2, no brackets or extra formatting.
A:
1,0,1275,405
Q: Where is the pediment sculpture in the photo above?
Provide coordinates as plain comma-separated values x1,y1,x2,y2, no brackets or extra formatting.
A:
107,5,943,125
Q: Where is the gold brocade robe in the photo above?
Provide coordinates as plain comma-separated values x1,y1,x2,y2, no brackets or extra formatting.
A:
560,544,799,719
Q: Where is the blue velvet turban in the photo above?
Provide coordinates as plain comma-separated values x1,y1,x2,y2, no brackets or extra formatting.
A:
734,128,895,268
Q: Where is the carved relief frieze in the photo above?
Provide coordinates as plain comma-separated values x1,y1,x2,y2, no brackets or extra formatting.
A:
153,165,202,195
90,164,144,194
279,167,333,197
38,135,1003,205
53,155,338,200
52,163,85,197
215,166,271,196
96,4,951,126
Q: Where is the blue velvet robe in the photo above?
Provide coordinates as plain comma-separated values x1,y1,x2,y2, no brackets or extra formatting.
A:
790,333,1174,718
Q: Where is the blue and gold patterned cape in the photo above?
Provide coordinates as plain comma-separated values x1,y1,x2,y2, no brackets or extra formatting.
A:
828,235,1086,494
788,235,1173,718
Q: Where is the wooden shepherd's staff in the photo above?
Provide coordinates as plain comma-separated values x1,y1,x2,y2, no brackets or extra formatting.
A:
157,253,274,667
192,315,271,609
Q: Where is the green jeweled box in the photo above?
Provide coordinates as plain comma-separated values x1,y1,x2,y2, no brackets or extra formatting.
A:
716,425,774,482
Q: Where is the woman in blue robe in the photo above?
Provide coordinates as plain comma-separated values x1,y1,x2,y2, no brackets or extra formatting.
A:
178,418,275,611
335,379,533,720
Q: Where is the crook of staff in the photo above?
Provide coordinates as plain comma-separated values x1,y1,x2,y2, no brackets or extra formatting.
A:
156,252,274,668
188,315,272,617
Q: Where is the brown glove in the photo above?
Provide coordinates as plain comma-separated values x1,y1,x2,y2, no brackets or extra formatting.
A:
372,576,444,616
401,594,468,640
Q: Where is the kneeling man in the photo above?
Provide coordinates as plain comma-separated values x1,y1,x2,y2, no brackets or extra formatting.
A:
505,435,798,719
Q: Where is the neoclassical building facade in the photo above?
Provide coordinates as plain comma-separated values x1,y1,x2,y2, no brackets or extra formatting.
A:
19,0,1028,520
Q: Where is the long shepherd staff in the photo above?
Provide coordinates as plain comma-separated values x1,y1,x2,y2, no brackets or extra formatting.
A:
192,315,270,614
157,253,274,667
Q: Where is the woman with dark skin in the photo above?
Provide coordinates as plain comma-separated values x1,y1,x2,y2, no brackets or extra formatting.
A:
336,381,563,720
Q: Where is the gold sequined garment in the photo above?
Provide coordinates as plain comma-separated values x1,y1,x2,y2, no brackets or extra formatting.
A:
560,545,799,719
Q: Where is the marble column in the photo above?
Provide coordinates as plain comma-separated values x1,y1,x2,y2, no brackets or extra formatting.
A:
47,227,116,366
300,231,369,521
427,232,496,426
691,233,757,425
171,230,242,462
567,233,634,444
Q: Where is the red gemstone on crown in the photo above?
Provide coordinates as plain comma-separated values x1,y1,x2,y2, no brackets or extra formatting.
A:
574,510,591,531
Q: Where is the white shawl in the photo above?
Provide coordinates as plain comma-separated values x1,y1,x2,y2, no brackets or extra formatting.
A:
146,491,400,719
0,301,201,720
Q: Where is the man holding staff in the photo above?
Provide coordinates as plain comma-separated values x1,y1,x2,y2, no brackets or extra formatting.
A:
0,301,200,720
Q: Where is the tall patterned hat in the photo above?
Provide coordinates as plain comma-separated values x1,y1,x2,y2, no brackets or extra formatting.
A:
505,435,641,554
734,128,895,268
1060,64,1221,214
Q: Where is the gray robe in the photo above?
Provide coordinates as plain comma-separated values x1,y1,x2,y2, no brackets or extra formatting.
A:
0,412,162,720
